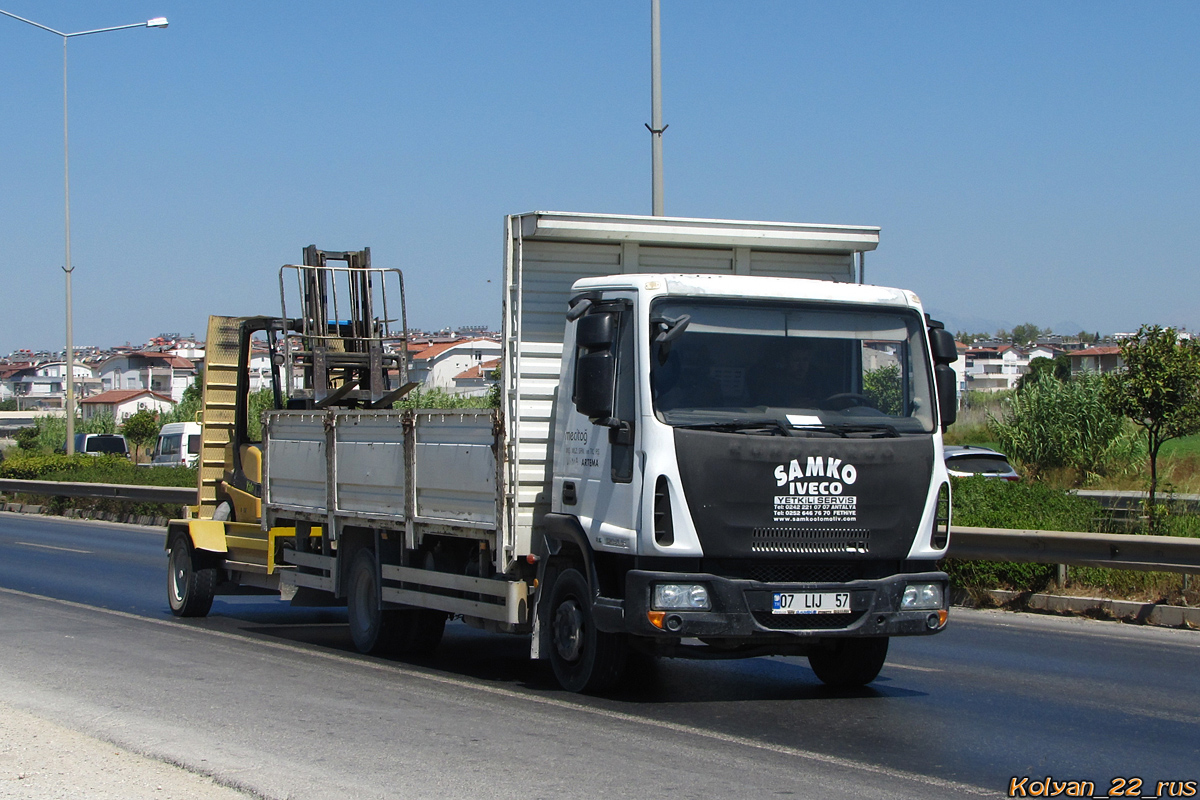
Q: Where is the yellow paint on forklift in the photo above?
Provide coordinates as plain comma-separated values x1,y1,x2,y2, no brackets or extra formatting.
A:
225,535,270,552
188,520,229,553
266,526,322,574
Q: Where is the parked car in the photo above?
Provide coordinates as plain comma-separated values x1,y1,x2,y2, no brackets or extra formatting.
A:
943,445,1020,481
145,421,201,468
64,433,130,458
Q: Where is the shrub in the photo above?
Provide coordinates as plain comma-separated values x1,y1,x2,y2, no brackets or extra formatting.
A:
989,372,1141,483
393,387,492,411
15,413,118,454
942,477,1107,593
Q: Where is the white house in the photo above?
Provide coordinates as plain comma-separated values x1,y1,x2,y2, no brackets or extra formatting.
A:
451,358,500,397
97,352,196,402
964,345,1031,392
80,389,175,422
409,338,501,394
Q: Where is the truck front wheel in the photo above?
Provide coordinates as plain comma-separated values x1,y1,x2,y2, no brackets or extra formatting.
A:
167,533,216,617
546,567,627,693
808,637,889,688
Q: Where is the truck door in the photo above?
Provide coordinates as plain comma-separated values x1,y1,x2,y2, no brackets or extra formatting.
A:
557,295,642,554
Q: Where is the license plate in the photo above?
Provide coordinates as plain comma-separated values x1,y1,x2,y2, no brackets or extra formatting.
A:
772,592,850,615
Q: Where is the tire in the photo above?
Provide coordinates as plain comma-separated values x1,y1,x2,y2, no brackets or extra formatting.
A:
546,567,627,693
347,548,403,655
808,637,889,688
167,533,217,617
346,549,446,656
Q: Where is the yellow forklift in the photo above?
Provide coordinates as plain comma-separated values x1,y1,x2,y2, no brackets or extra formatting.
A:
166,247,412,616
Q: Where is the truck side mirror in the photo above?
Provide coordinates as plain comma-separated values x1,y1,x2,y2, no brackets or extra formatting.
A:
575,351,615,420
573,311,618,423
929,327,958,364
935,363,957,429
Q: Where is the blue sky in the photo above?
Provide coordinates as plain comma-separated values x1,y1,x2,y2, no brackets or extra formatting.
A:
2,2,1198,353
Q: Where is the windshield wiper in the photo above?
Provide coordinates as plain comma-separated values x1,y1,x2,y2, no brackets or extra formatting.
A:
676,420,792,436
791,422,900,438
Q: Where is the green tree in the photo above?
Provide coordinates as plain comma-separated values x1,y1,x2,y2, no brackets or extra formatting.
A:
1018,355,1071,389
862,364,902,415
1009,323,1045,345
1102,325,1200,526
159,380,201,425
121,409,160,461
990,372,1141,484
955,330,989,345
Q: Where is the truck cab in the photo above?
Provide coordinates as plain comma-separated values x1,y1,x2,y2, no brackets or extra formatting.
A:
546,276,955,667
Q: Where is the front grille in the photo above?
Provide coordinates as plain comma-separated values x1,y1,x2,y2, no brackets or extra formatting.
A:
752,609,866,630
752,528,871,555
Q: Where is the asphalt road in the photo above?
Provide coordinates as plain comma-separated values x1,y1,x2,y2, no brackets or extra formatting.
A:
2,511,1199,799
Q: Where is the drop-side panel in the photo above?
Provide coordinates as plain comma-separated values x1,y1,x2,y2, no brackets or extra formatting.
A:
263,412,328,514
413,410,498,527
334,412,406,518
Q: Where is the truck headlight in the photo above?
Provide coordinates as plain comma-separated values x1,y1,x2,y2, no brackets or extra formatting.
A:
652,583,711,610
901,583,943,610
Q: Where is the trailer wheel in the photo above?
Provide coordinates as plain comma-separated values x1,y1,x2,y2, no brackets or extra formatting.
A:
347,549,405,655
546,567,626,693
167,533,216,617
808,637,889,688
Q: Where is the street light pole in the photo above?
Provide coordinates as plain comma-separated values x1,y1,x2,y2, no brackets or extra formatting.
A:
0,10,168,453
648,0,666,216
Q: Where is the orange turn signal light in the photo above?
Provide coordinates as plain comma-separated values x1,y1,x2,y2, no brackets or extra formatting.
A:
938,609,949,627
647,610,666,629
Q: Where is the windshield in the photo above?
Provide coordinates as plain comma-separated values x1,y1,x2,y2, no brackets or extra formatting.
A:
649,299,936,434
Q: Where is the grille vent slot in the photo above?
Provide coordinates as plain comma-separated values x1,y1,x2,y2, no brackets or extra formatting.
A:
752,528,870,555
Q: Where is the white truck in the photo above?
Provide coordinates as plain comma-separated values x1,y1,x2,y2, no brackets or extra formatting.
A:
166,212,959,693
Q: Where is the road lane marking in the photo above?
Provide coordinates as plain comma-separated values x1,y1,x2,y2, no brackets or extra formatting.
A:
13,541,92,554
0,585,991,797
885,662,940,672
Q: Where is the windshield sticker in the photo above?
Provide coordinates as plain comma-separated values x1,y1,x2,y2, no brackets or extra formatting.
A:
773,457,858,523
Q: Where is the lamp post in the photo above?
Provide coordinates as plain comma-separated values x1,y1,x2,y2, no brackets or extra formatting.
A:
0,9,167,453
647,0,666,216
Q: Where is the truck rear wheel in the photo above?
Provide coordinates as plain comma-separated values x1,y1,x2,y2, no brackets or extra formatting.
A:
348,549,404,655
546,567,627,693
167,533,216,618
347,549,447,656
808,637,889,688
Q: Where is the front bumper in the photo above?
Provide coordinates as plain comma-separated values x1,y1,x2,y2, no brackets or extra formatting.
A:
598,569,949,640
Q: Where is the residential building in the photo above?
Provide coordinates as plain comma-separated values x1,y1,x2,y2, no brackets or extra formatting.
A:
1068,346,1124,375
97,352,197,403
408,338,501,393
80,389,175,422
452,358,500,397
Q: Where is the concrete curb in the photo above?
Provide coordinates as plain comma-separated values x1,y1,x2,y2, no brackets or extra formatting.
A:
0,500,168,528
952,588,1200,629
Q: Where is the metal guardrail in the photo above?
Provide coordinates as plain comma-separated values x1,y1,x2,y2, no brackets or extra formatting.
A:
948,525,1200,575
1,480,1198,574
0,479,196,506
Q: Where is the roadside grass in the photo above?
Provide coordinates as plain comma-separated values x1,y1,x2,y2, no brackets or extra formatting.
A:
944,476,1200,606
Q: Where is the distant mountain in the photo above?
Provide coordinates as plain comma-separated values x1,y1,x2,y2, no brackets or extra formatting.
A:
925,307,1096,338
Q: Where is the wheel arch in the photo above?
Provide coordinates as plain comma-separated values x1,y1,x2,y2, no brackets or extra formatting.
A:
166,519,228,559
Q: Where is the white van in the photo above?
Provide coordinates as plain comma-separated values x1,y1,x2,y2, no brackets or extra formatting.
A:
149,422,201,468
